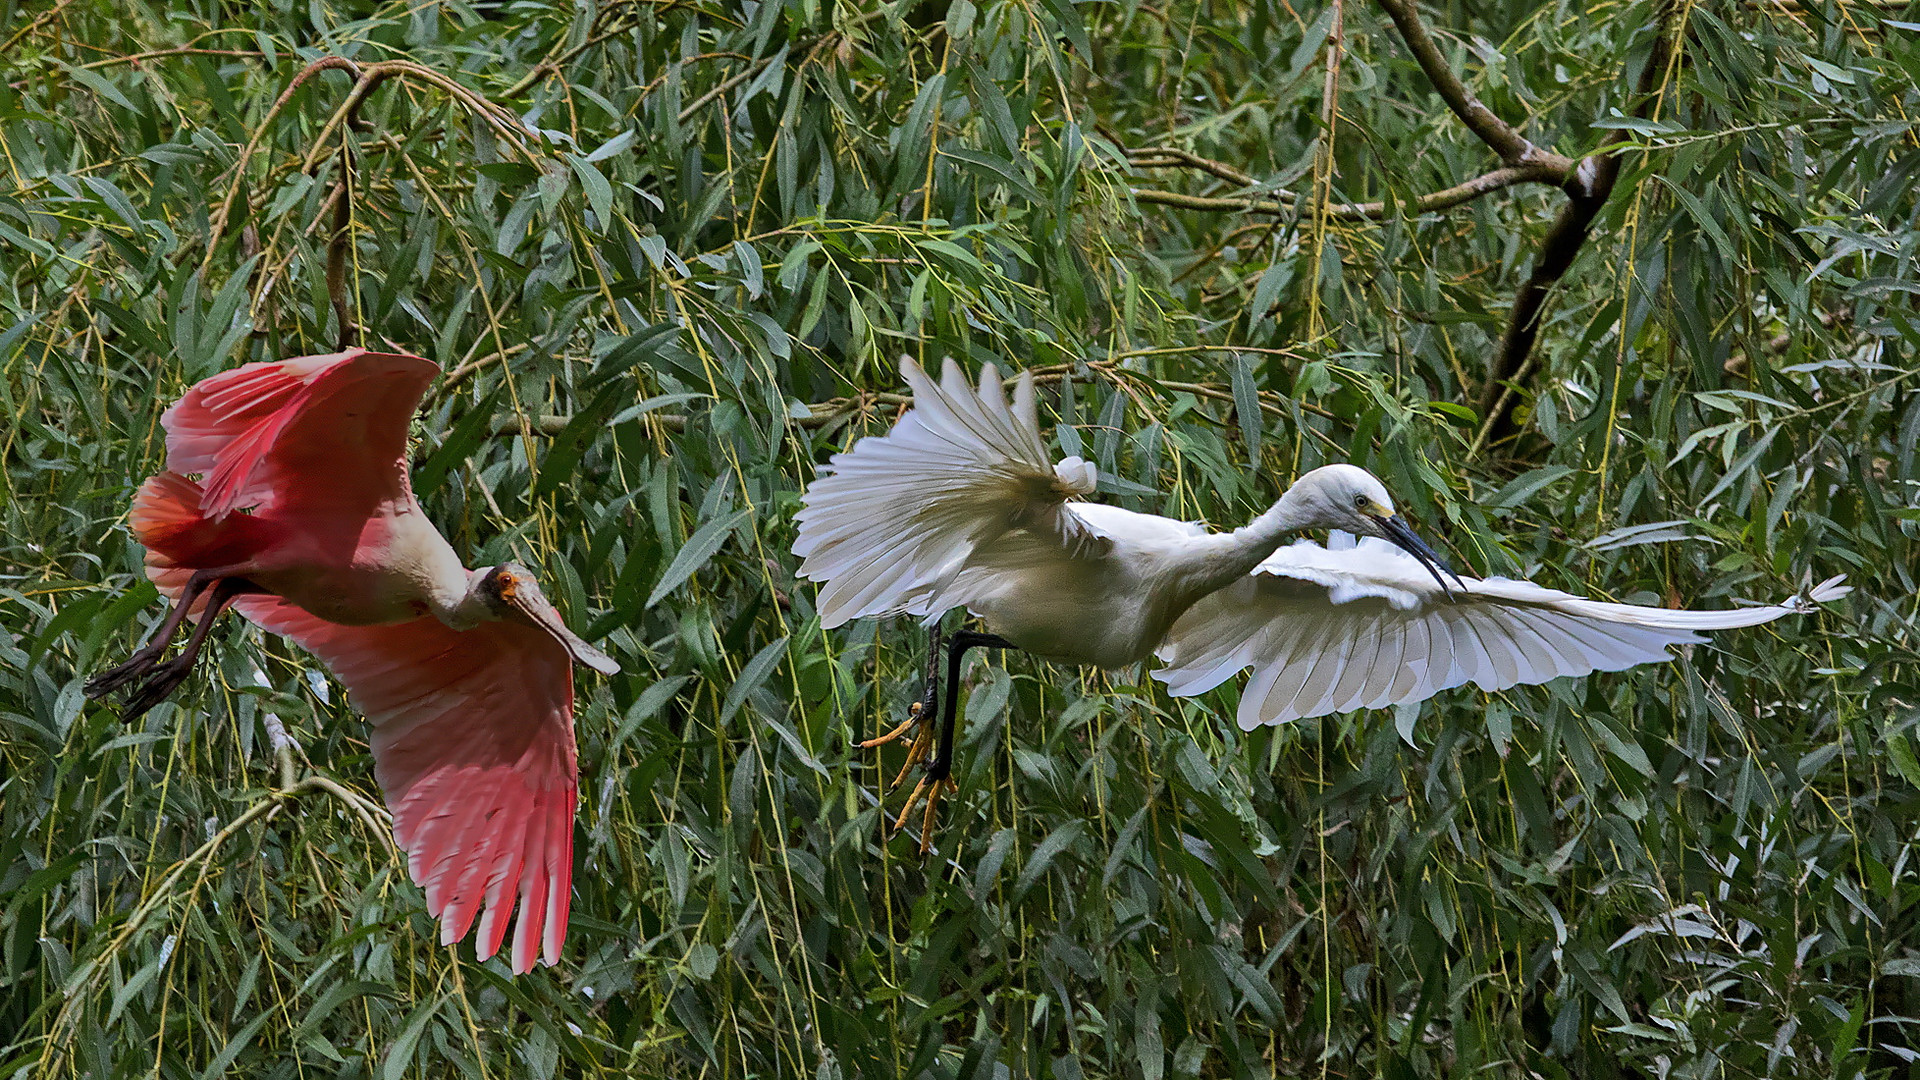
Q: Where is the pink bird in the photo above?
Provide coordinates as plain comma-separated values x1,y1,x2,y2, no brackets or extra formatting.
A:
87,348,620,974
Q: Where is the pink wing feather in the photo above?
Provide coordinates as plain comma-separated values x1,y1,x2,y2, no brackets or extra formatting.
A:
162,349,437,519
235,595,580,973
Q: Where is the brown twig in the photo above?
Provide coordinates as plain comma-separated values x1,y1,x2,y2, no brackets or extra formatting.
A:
326,150,357,350
1131,188,1289,214
0,0,80,53
500,7,637,99
1131,160,1564,220
79,46,261,70
8,46,266,89
1126,145,1256,186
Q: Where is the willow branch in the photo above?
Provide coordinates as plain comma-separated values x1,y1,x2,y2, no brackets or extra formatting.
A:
1126,146,1256,186
205,57,532,275
202,56,361,272
0,0,81,53
1131,188,1288,214
497,355,1338,438
499,7,635,99
1131,161,1563,220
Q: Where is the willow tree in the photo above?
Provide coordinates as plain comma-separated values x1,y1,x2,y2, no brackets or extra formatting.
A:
1,0,1912,1077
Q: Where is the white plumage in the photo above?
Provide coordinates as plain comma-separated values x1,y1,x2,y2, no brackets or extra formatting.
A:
1156,531,1850,730
795,357,1849,730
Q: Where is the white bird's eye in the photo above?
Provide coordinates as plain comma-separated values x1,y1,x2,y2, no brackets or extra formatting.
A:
1353,495,1369,509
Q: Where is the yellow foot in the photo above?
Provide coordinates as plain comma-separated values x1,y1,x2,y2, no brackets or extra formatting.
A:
859,702,953,852
858,701,921,750
891,774,957,854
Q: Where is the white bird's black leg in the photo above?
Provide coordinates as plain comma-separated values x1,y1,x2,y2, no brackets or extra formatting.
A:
890,628,1016,853
926,630,1015,782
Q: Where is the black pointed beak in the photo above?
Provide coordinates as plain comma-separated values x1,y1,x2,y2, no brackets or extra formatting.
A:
1378,514,1466,597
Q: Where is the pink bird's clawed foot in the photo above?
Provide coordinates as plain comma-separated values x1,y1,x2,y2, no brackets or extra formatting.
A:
91,575,266,721
84,645,170,699
87,567,230,702
117,656,199,721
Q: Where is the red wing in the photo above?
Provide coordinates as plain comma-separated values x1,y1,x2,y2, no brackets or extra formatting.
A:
161,349,438,519
235,595,579,974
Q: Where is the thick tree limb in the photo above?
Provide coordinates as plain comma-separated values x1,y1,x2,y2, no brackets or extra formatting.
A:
1472,6,1683,453
1372,0,1574,176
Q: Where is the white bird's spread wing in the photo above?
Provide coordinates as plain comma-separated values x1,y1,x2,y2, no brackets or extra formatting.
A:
793,357,1105,628
1154,532,1851,730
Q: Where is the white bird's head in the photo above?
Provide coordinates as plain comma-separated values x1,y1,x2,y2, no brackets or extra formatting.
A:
1288,464,1464,593
474,563,621,674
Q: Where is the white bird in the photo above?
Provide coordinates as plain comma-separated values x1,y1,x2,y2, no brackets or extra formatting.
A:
793,358,1850,848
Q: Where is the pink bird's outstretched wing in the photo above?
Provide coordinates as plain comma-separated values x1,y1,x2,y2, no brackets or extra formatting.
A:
235,595,580,974
162,349,438,519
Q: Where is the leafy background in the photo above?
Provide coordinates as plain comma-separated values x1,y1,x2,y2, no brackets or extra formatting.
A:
0,0,1915,1076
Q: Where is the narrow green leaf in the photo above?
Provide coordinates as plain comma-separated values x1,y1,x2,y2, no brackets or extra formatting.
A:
647,508,751,607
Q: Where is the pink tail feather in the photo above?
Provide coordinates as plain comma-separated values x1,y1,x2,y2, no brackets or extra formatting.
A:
129,472,269,602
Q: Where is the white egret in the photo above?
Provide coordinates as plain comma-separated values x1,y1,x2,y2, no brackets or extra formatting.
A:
793,358,1849,848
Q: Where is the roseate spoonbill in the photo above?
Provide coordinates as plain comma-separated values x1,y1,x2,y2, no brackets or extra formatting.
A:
86,348,619,973
792,358,1849,849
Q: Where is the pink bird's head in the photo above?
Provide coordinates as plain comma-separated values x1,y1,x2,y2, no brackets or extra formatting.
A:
475,563,621,675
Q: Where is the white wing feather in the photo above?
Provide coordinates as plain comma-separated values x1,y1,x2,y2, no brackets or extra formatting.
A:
793,357,1103,627
1154,532,1850,730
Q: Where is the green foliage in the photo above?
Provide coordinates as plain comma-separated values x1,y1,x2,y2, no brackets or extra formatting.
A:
0,0,1915,1076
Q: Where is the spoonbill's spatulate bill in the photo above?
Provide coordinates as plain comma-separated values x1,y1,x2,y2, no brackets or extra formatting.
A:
88,348,619,973
792,357,1848,849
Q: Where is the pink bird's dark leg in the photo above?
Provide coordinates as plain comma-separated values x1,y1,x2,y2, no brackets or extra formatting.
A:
86,568,230,698
100,576,267,720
